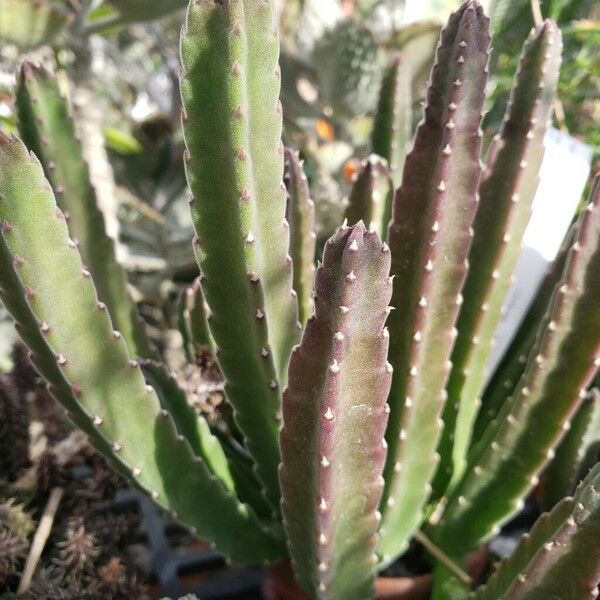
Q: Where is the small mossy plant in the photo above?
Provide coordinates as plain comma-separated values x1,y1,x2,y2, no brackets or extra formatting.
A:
0,1,599,599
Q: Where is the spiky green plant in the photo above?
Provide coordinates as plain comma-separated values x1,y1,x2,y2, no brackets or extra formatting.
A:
312,18,382,116
344,154,393,241
283,147,317,326
0,2,599,599
541,389,600,510
177,276,215,362
472,463,600,600
371,53,412,190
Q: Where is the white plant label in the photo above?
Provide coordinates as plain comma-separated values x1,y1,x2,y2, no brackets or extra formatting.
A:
486,128,593,379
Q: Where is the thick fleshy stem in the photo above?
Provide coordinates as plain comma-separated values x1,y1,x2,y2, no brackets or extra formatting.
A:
379,0,491,564
344,154,393,241
472,463,600,599
15,62,154,359
371,53,412,190
0,132,285,563
474,224,576,443
435,21,562,497
177,277,215,362
180,0,301,507
280,222,392,600
283,147,316,326
433,176,600,557
541,389,600,510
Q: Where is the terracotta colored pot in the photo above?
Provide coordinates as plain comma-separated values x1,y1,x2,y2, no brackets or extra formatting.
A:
263,546,489,600
263,561,432,600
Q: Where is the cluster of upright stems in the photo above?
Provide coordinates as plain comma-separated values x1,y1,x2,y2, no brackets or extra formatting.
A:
0,1,599,599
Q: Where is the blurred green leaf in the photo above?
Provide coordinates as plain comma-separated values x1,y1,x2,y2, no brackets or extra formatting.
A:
385,20,442,99
0,0,73,49
103,127,144,155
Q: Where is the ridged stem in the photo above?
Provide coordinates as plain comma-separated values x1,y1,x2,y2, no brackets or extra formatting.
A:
283,147,316,326
180,0,300,507
344,154,393,241
474,224,576,442
280,222,392,600
15,63,154,359
0,133,284,563
435,21,562,496
379,0,491,563
371,53,412,189
473,463,600,599
433,176,600,556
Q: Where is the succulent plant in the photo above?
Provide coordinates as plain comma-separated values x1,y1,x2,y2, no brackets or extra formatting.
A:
380,1,491,563
473,223,576,444
0,1,599,599
56,518,99,575
280,222,392,599
371,53,412,189
15,62,156,361
541,389,600,510
312,18,382,116
177,277,215,362
472,463,600,600
433,15,563,498
344,154,393,241
283,148,317,326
